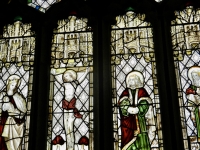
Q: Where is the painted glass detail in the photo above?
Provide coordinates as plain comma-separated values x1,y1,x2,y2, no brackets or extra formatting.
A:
27,0,61,13
171,6,200,149
111,11,163,150
47,16,93,150
0,20,35,150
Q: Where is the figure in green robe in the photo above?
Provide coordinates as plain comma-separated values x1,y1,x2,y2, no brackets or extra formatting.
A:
118,71,156,150
186,66,200,142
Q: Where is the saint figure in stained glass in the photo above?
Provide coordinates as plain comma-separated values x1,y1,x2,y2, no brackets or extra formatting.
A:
112,10,162,150
171,6,200,149
0,75,27,150
51,67,90,150
118,71,156,150
186,66,200,142
0,19,35,150
47,16,93,150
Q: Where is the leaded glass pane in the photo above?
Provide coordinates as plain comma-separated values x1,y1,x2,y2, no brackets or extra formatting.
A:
47,16,93,150
0,20,35,149
111,11,163,150
27,0,61,13
171,6,200,149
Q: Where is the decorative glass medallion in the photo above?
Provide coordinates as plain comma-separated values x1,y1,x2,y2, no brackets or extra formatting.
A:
0,19,35,150
27,0,62,13
111,11,163,150
47,16,93,150
171,6,200,149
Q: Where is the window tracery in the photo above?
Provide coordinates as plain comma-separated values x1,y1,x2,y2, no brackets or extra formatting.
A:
171,6,200,149
0,19,35,150
111,10,163,150
28,0,62,13
47,16,93,150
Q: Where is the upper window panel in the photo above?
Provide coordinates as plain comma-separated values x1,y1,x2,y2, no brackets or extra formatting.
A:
171,6,200,149
111,10,163,150
0,19,35,150
27,0,61,13
47,16,93,150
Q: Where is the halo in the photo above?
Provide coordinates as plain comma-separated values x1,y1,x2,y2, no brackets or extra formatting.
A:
7,74,21,87
126,71,144,86
188,66,200,83
63,69,77,81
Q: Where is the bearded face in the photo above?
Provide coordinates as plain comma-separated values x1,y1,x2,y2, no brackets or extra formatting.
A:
191,72,200,87
128,75,142,89
63,72,73,83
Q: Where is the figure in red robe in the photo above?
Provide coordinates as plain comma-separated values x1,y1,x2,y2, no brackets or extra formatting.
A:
118,71,156,150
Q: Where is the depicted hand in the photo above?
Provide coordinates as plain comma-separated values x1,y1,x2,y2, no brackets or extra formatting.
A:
86,67,90,73
2,103,9,111
7,103,15,112
50,68,56,75
2,102,15,112
194,95,200,103
127,107,139,114
3,96,9,102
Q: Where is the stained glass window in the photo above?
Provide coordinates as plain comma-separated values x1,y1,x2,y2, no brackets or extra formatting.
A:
171,6,200,149
111,10,163,150
0,19,35,149
47,16,93,150
27,0,61,13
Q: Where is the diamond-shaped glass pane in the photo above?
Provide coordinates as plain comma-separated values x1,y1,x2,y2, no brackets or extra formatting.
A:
111,10,163,150
171,6,200,149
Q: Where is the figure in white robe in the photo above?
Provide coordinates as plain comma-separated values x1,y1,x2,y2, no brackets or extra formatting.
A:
0,75,27,150
51,67,90,150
